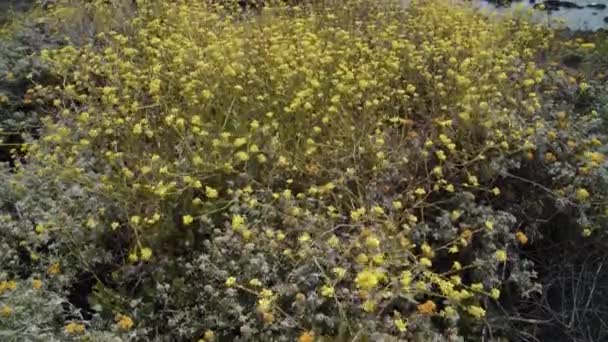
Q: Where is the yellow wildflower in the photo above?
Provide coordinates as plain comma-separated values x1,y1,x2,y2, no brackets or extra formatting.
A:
350,207,366,221
205,186,219,199
128,252,139,263
466,305,486,319
394,318,407,332
355,269,379,291
515,231,528,245
400,270,412,291
65,322,86,335
47,262,61,275
365,235,380,249
235,151,249,161
231,214,245,231
485,220,494,231
576,188,590,201
362,299,377,312
225,277,237,287
320,285,335,297
116,314,134,331
495,250,507,263
414,188,426,196
203,330,215,341
140,247,153,261
182,215,194,226
1,305,13,317
130,215,141,226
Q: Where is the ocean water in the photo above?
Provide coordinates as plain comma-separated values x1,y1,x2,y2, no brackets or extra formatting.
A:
473,0,608,31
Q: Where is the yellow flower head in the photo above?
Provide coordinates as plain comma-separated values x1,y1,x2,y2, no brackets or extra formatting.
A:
32,279,43,290
116,314,134,331
414,188,427,196
231,214,246,231
320,284,335,297
394,318,407,332
467,305,486,319
495,250,507,263
47,262,61,275
515,231,528,245
140,247,153,261
65,322,86,335
182,215,194,226
225,277,237,287
205,186,219,199
576,188,590,201
355,269,380,291
1,305,13,317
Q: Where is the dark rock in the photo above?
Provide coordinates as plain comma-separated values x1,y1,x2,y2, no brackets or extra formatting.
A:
534,0,584,10
547,0,583,8
604,16,608,23
587,3,607,9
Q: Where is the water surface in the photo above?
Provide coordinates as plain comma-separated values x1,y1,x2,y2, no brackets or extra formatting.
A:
473,0,608,31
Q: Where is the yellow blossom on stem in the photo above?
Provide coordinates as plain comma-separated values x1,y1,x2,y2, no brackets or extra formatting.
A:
225,277,236,287
466,305,486,319
65,322,86,335
516,231,529,245
1,305,13,317
355,269,380,291
495,250,507,263
182,215,194,226
576,188,590,201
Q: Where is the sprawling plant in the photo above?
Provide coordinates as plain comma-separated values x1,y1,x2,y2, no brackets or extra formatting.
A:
0,0,606,340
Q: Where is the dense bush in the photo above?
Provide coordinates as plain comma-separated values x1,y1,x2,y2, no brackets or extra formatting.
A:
1,0,607,341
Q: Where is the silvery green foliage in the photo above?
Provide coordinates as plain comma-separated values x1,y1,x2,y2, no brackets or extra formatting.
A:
0,8,64,164
0,163,127,341
0,280,66,342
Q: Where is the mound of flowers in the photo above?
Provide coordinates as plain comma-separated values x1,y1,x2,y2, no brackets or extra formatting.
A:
0,0,606,340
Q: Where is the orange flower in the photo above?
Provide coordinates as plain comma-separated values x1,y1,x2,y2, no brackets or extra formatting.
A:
417,300,437,315
298,331,315,342
515,231,528,245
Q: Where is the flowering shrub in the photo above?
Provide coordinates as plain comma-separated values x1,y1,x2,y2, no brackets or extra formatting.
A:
1,0,608,340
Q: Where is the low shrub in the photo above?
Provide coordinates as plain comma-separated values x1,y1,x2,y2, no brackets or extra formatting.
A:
1,0,607,340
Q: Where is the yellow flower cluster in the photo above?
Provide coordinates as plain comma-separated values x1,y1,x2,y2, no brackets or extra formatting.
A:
0,280,17,295
65,322,86,335
115,314,134,331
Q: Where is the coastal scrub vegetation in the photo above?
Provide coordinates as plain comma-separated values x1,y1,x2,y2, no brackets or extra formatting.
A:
1,0,607,341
